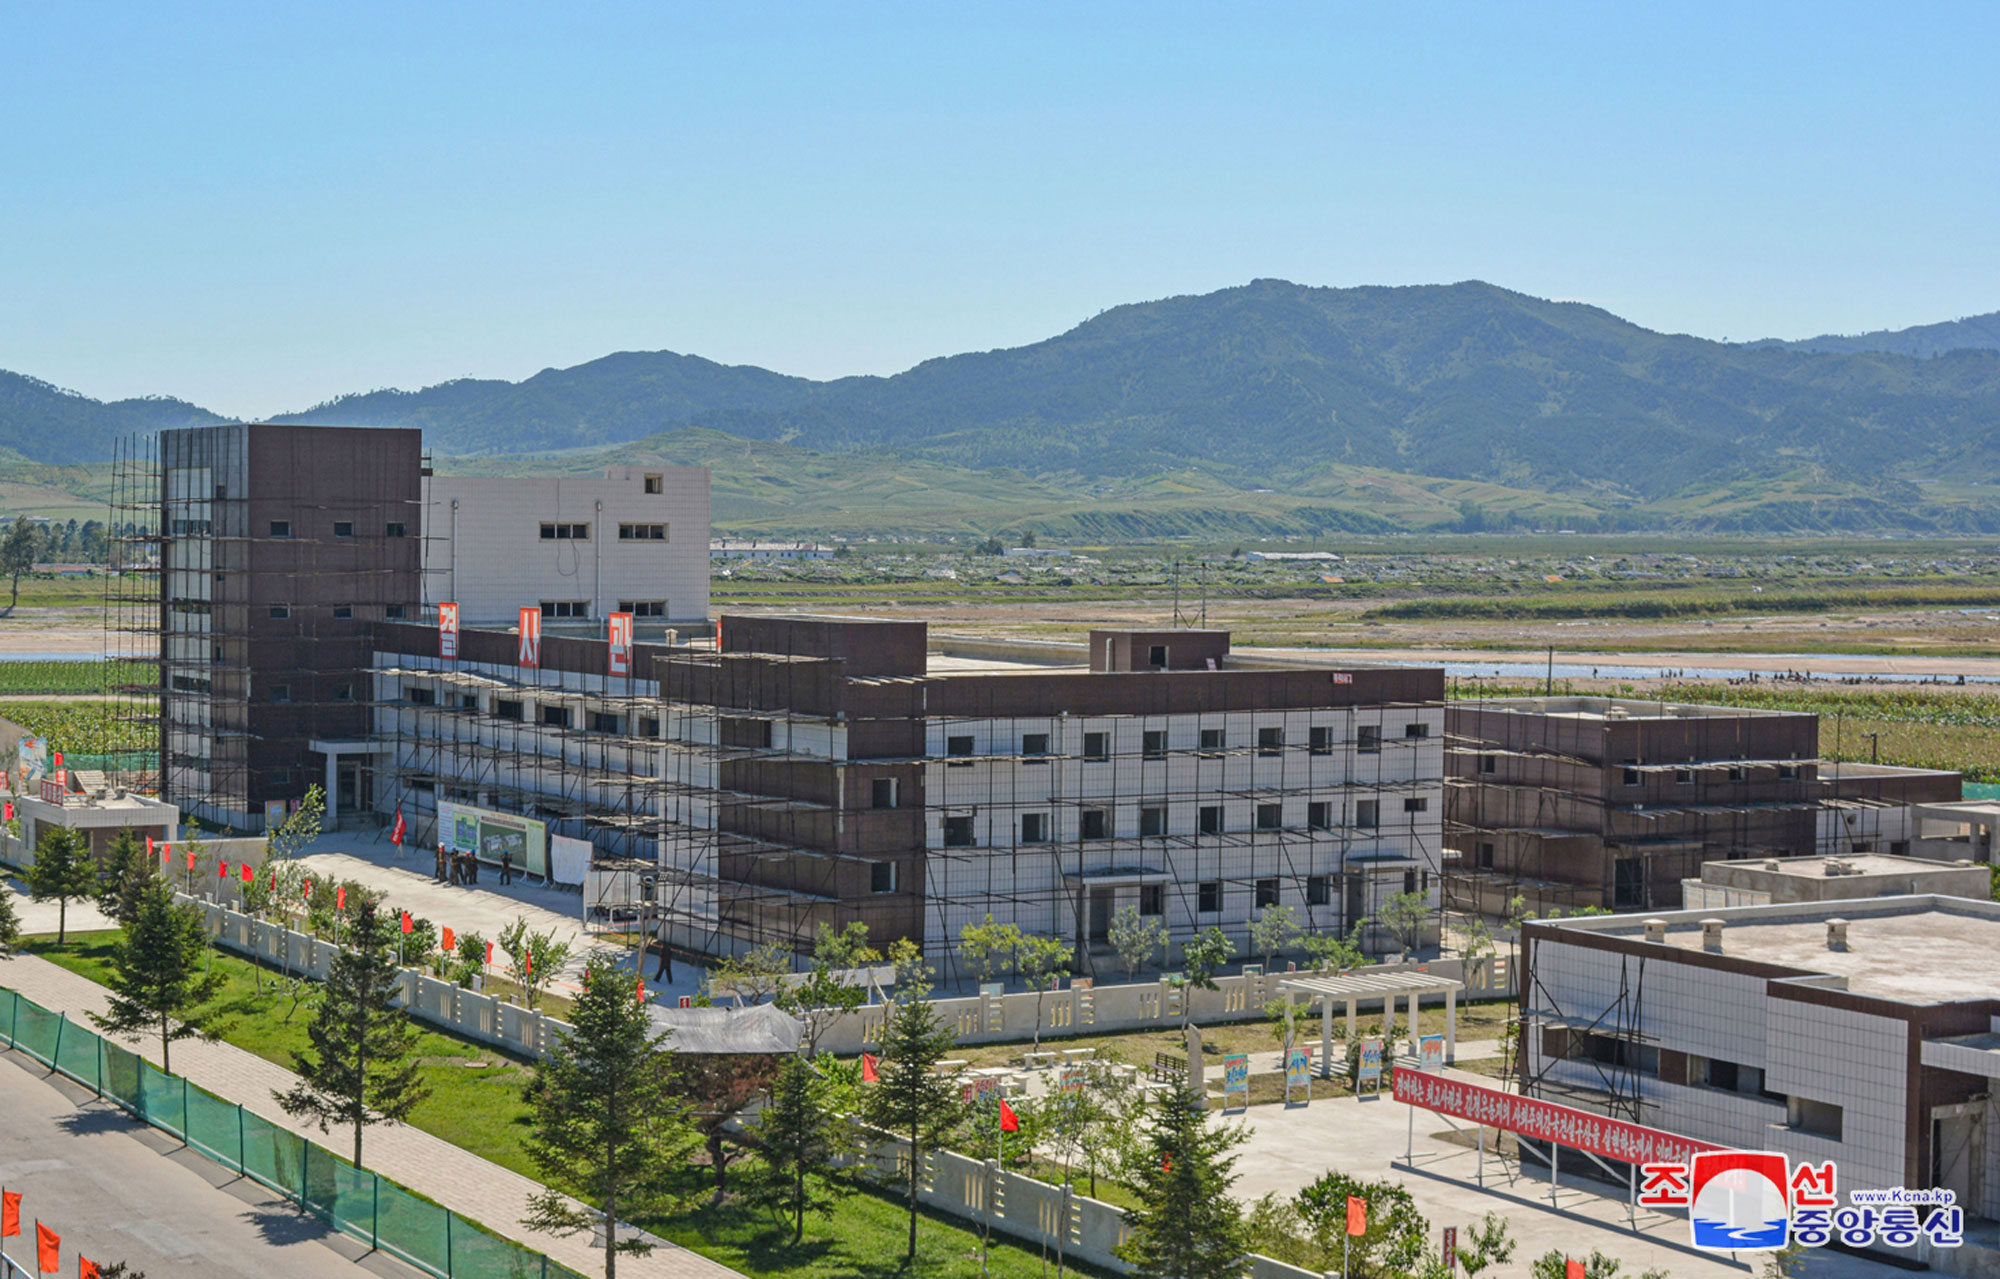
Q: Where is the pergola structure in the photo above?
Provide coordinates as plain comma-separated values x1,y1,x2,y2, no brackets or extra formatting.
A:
1277,969,1465,1076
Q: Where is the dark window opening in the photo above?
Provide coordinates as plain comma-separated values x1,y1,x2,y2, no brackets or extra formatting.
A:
871,777,899,809
268,520,291,538
540,600,589,619
1199,727,1225,755
1356,800,1379,828
332,605,354,619
618,523,668,541
1622,762,1641,786
1309,726,1332,756
405,685,435,706
332,683,353,702
1256,803,1282,830
1021,732,1050,762
495,699,523,722
1140,806,1166,837
1789,1097,1842,1139
541,705,571,728
1083,731,1109,761
1080,808,1109,839
1197,881,1221,913
333,521,353,537
1198,805,1222,835
944,816,974,847
1308,801,1330,830
540,522,591,540
1405,722,1429,739
1257,726,1283,756
1142,730,1167,759
1147,644,1168,668
1255,878,1279,909
1613,858,1644,910
386,603,407,619
590,711,623,734
1139,884,1164,916
1479,754,1497,774
269,683,291,703
385,522,407,537
643,473,663,494
1357,725,1381,754
1306,876,1329,906
1477,841,1496,870
870,861,898,894
1404,796,1428,813
268,605,290,619
1021,813,1049,843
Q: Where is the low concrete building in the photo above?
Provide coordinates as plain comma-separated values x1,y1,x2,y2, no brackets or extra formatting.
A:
708,538,833,561
9,774,179,864
1523,896,2000,1260
1681,852,1990,909
424,466,710,626
1908,800,2000,863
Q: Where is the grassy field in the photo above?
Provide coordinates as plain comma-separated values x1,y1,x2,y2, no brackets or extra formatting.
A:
23,931,1113,1278
1654,683,2000,782
0,659,151,695
0,700,154,753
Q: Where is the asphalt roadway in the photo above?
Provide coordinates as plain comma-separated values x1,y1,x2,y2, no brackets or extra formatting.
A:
0,1045,417,1279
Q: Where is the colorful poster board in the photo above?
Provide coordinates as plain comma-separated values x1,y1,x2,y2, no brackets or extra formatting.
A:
1222,1053,1249,1112
16,736,47,786
1058,1064,1085,1094
439,601,460,658
608,611,633,677
517,606,541,668
1359,1038,1384,1094
1285,1046,1312,1106
439,799,548,877
1418,1034,1445,1072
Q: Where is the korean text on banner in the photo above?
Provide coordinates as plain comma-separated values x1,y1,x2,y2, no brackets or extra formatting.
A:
517,606,541,668
608,611,633,677
439,601,460,658
1393,1069,1722,1167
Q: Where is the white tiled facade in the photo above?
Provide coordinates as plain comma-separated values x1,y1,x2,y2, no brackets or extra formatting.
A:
921,703,1444,968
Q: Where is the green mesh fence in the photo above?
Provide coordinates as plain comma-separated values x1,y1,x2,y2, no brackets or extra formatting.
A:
0,986,579,1279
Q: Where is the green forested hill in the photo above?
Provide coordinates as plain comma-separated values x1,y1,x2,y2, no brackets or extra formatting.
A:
1752,310,2000,357
0,370,223,464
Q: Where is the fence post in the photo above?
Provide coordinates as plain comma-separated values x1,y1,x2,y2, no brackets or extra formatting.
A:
51,1012,65,1074
371,1174,379,1250
8,988,17,1049
445,1210,453,1277
238,1104,247,1174
181,1076,190,1149
95,1034,104,1096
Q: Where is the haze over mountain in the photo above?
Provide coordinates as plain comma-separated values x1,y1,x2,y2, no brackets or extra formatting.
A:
0,370,224,465
5,280,2000,533
1749,310,2000,358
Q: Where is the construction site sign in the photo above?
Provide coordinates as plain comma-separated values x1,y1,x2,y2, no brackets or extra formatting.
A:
517,606,541,668
608,611,633,676
439,602,459,658
440,799,548,878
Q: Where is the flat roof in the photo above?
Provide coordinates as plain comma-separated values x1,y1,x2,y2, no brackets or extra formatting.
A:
1720,853,1980,881
1459,696,1800,722
1537,896,2000,1004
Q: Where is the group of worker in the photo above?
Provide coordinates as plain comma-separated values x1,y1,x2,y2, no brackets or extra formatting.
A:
434,844,516,886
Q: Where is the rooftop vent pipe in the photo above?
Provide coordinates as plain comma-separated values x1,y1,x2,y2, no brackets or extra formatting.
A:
1643,918,1667,943
1826,919,1850,951
1700,918,1725,953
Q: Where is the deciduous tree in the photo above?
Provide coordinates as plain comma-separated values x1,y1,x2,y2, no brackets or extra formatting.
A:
1107,903,1166,983
523,955,698,1279
275,903,430,1168
496,915,571,1010
1248,904,1302,970
92,881,224,1073
1014,932,1072,1051
671,1052,781,1200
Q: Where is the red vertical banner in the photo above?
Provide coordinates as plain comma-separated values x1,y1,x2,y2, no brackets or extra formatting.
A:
439,601,460,659
608,611,633,677
517,607,541,669
36,1221,58,1272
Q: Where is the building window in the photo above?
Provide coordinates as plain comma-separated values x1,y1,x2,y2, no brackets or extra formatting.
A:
1404,869,1419,895
332,605,354,619
638,716,660,737
386,603,408,619
495,699,523,722
1356,800,1379,828
540,522,591,540
946,735,974,766
332,683,353,702
1082,731,1109,761
1477,841,1496,869
333,521,353,537
1788,1097,1842,1139
944,816,974,847
1308,801,1330,830
643,473,664,494
1198,805,1222,835
1890,840,1910,856
385,522,407,537
1256,803,1282,830
871,861,899,893
1306,876,1329,906
1405,722,1430,739
268,520,291,538
1309,726,1332,756
590,711,623,734
619,600,667,617
1080,808,1109,840
405,685,435,706
1257,726,1283,757
1021,732,1050,762
1140,806,1166,837
1142,730,1167,759
1199,728,1225,755
1148,644,1168,667
1727,762,1746,781
1674,768,1694,785
1479,754,1497,774
1779,762,1799,780
1613,858,1644,910
268,605,290,619
1197,881,1221,913
1140,884,1164,916
872,777,899,809
269,683,291,703
1021,813,1049,844
1622,762,1641,786
1254,878,1280,909
1357,725,1381,754
618,523,668,541
540,600,590,618
541,705,571,728
1404,796,1428,813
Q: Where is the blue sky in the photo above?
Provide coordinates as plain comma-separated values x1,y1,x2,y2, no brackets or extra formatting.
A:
3,2,1997,418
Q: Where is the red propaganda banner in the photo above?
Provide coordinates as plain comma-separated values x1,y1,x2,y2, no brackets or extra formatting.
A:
1393,1069,1722,1168
36,1221,58,1273
1,1189,18,1236
439,601,460,659
517,607,541,668
608,611,633,677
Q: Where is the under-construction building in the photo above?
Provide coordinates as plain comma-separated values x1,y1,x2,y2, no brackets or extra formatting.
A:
363,615,1448,981
1445,696,1960,917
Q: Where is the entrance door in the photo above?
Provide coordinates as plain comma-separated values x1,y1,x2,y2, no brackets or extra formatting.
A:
1933,1111,1979,1210
337,763,360,824
1088,888,1113,942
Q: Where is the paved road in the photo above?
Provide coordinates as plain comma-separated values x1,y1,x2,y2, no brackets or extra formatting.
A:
0,954,740,1279
0,1046,415,1279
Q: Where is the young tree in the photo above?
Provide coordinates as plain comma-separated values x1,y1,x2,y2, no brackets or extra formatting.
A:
1456,1211,1518,1278
1,518,40,612
1014,931,1072,1051
1294,1172,1427,1278
275,903,431,1168
1170,926,1235,1026
1302,925,1369,974
1247,904,1302,970
1529,1249,1628,1279
704,938,791,1006
776,921,879,1054
523,954,698,1279
0,879,21,958
95,827,156,928
1107,903,1166,983
26,827,97,944
861,991,961,1262
752,1054,849,1243
496,915,573,1010
670,1052,781,1200
91,880,224,1072
956,913,1021,985
1117,1081,1248,1279
1376,890,1432,956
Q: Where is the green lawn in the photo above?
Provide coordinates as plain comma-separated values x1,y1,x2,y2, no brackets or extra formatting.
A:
22,931,1114,1278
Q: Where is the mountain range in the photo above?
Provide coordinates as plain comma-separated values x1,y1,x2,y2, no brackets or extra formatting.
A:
6,280,2000,535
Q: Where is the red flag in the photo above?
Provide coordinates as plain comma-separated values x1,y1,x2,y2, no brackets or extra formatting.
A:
218,861,228,879
186,848,195,870
1,1189,18,1236
1162,1155,1171,1172
484,941,493,965
146,835,154,860
36,1221,58,1273
1345,1194,1366,1236
390,803,406,846
3,802,12,821
636,976,647,1004
524,949,533,975
400,911,413,935
79,1258,100,1279
269,868,277,890
441,926,455,952
861,1052,879,1083
336,886,346,911
241,864,254,884
999,1099,1019,1133
1564,1262,1584,1279
303,879,313,900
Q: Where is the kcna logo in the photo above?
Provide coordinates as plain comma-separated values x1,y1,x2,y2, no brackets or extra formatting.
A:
1639,1152,1962,1252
